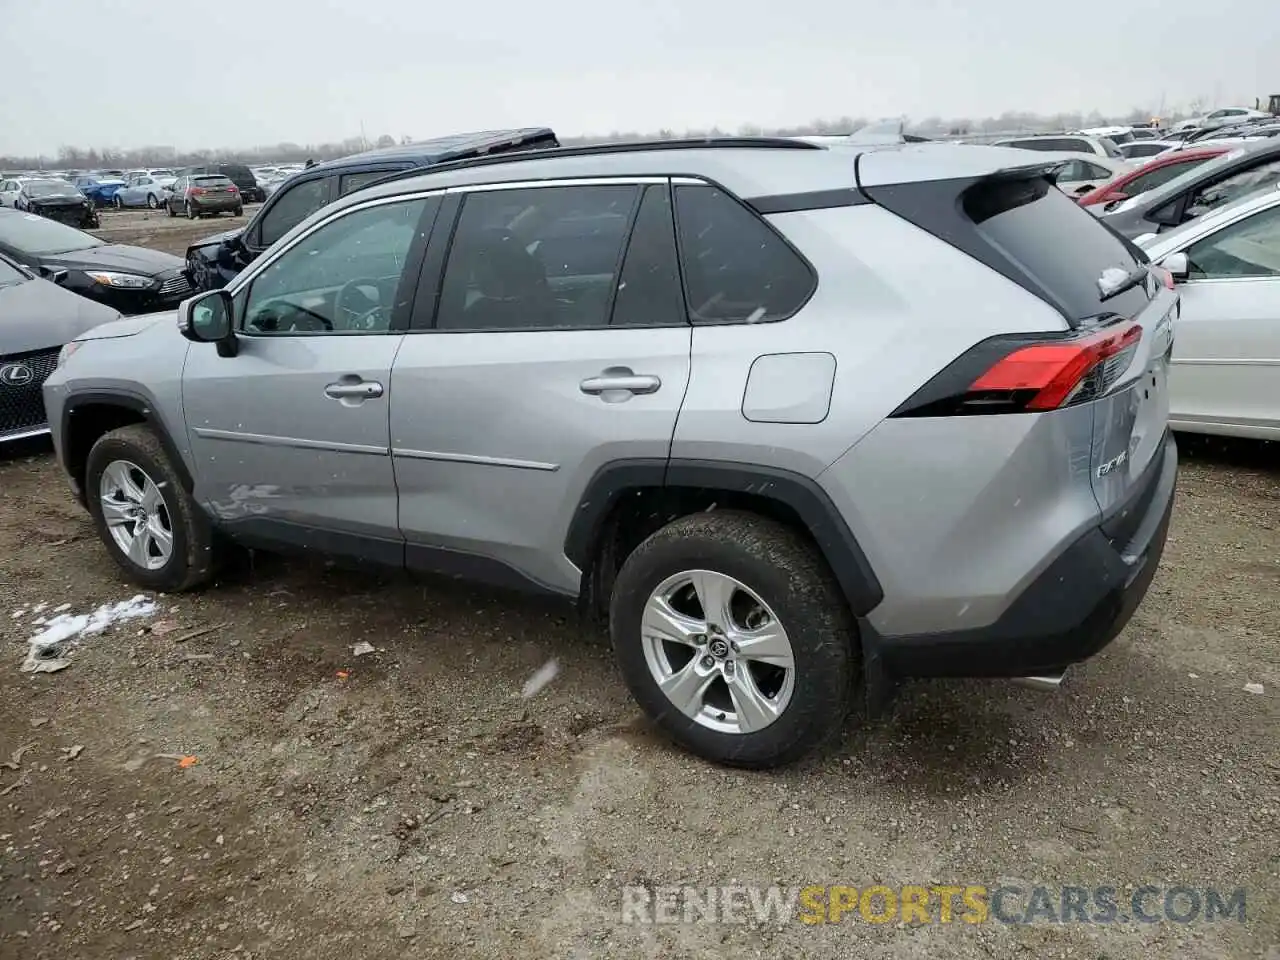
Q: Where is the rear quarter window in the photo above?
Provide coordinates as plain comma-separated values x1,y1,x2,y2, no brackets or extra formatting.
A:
673,185,815,323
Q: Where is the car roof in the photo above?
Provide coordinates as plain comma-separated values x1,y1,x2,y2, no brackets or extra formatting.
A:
308,127,557,174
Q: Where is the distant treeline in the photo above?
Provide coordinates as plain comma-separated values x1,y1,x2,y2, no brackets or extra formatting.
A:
0,107,1187,171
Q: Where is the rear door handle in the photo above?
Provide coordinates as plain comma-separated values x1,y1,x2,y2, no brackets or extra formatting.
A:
324,380,384,400
580,369,661,396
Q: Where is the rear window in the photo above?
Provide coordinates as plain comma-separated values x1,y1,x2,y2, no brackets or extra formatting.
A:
964,176,1150,320
218,165,253,179
194,175,233,186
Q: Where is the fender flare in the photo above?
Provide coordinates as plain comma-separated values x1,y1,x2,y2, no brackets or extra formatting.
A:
61,390,195,494
564,458,884,616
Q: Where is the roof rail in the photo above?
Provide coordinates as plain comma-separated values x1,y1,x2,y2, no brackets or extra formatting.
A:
361,136,823,191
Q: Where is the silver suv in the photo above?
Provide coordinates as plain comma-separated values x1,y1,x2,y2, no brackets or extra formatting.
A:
43,138,1179,768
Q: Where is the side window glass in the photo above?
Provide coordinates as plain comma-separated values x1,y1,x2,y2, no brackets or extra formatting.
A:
1083,162,1112,180
340,170,395,196
610,185,685,327
1186,206,1280,279
259,177,332,247
1188,160,1280,218
436,184,639,331
674,184,816,324
242,198,431,336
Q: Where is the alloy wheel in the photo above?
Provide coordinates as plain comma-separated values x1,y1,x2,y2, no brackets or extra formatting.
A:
640,569,796,734
99,459,174,571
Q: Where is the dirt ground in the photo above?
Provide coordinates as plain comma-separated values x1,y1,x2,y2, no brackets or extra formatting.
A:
1,209,1278,959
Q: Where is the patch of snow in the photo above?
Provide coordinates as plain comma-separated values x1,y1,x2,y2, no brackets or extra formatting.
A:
21,595,157,674
521,659,560,699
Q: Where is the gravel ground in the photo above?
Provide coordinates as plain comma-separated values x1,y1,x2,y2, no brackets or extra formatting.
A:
1,210,1277,959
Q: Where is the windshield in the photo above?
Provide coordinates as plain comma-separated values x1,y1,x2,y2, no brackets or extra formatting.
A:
0,212,102,255
27,180,80,198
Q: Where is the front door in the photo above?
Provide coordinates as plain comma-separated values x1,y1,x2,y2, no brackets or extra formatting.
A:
1169,202,1280,436
182,193,440,562
390,180,692,594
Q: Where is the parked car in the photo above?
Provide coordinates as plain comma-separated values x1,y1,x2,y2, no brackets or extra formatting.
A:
1079,125,1135,145
1198,107,1271,131
1128,128,1166,141
0,208,190,314
1077,146,1232,209
166,175,243,219
0,176,36,207
73,176,128,208
14,180,98,228
114,173,177,209
45,138,1177,768
1040,153,1131,199
1119,140,1178,161
175,163,264,203
992,134,1122,159
1136,187,1280,440
1101,139,1280,238
0,251,123,444
184,127,559,294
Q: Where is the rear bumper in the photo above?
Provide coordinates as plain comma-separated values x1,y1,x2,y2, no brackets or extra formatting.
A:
192,197,241,212
873,431,1177,678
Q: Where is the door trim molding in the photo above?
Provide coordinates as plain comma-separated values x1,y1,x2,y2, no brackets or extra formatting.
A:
192,426,389,456
392,447,559,471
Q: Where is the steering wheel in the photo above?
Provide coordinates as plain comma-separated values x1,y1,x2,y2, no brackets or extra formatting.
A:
335,278,388,332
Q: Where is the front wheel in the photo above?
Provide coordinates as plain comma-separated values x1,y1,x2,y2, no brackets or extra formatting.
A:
85,425,217,593
167,200,176,218
609,511,857,769
113,195,123,209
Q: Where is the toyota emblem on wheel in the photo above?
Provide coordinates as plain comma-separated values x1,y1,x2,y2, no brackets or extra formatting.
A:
0,363,34,386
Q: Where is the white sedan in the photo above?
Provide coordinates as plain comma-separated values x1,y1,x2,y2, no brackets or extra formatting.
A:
1137,185,1280,440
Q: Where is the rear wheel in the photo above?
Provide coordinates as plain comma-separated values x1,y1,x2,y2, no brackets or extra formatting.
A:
233,205,244,217
185,201,197,219
146,193,158,209
85,425,217,593
609,511,857,768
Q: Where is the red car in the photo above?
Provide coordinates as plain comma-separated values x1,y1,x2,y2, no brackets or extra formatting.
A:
1076,145,1232,209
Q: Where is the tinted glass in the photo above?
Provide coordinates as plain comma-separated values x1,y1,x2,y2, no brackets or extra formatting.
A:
0,211,101,255
610,185,685,327
244,198,430,335
963,176,1150,320
674,185,815,323
1082,162,1114,180
1125,158,1211,196
259,177,332,246
436,184,639,330
26,181,79,197
1187,159,1280,219
193,175,233,187
1186,205,1280,278
219,165,253,180
340,170,396,196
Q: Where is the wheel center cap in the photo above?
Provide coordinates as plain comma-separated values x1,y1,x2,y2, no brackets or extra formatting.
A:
708,638,730,659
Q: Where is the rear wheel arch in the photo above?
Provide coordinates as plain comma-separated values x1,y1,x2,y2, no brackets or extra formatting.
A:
62,392,194,501
568,458,884,621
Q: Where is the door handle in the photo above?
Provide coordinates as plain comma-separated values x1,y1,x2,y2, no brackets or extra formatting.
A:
324,380,384,400
579,369,661,396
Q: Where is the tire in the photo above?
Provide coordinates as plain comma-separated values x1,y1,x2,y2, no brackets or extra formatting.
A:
185,201,197,220
146,193,158,209
85,424,217,593
233,206,244,217
609,510,857,769
167,200,176,218
113,194,123,209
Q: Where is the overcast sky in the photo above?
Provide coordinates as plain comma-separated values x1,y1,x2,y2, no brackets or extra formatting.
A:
1,0,1274,156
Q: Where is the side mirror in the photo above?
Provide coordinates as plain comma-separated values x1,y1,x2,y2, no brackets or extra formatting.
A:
178,289,238,356
1160,251,1190,281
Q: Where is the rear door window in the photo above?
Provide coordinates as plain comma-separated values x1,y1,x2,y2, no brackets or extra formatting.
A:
963,176,1151,321
1124,159,1211,196
340,169,399,196
1186,204,1280,278
673,184,815,323
259,176,334,246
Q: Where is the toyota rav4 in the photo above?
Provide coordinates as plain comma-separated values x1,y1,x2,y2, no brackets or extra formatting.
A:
43,137,1179,768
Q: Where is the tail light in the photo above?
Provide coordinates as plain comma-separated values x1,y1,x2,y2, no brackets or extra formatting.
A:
190,187,205,196
892,321,1143,417
227,185,238,192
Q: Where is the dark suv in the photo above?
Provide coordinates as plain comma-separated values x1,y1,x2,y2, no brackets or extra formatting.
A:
183,127,558,294
176,163,264,203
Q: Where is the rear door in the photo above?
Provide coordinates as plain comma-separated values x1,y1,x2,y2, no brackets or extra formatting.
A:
1166,202,1280,435
182,193,439,560
390,178,692,595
